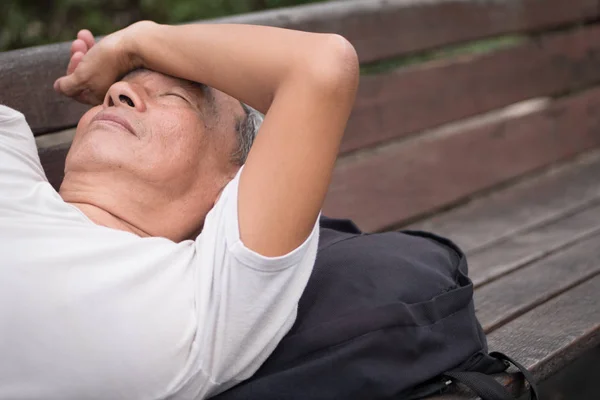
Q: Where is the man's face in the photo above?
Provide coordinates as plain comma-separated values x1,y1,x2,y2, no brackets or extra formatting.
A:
65,70,242,200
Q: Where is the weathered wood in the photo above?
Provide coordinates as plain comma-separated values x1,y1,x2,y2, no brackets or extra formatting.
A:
35,127,75,149
212,0,600,63
410,150,600,253
486,275,600,382
538,346,600,399
345,25,600,153
0,41,91,135
2,0,599,136
324,87,600,232
424,153,600,399
474,231,600,333
469,203,600,288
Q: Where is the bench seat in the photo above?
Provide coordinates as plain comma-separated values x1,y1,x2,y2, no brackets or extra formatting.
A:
413,150,600,398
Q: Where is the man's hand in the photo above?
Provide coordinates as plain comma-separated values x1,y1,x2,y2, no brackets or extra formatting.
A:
53,24,146,105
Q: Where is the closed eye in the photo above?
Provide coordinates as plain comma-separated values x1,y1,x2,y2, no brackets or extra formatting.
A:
167,93,189,102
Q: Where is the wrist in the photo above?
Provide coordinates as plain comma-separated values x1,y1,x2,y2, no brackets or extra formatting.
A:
122,20,159,70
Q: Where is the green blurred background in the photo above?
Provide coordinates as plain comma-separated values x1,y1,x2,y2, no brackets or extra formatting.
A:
0,0,326,52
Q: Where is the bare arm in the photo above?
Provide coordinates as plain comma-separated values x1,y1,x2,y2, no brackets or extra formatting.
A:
55,22,359,256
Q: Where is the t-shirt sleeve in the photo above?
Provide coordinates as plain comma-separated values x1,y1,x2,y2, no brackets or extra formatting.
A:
0,105,47,190
191,167,320,396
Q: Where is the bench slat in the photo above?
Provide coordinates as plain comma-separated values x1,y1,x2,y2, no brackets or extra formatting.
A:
409,150,600,253
324,86,600,232
469,203,600,288
486,275,600,382
426,155,600,399
0,41,91,135
2,0,599,136
213,0,600,64
346,25,600,153
474,231,600,333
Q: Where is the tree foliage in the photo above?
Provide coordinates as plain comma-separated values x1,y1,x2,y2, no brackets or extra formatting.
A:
0,0,324,52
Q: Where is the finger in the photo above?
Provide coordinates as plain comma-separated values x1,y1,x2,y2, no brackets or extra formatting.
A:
70,39,87,59
77,29,96,50
54,75,83,99
54,77,97,105
56,76,103,106
67,51,85,75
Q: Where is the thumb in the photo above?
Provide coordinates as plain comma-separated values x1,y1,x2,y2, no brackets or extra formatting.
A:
54,74,96,105
54,75,80,97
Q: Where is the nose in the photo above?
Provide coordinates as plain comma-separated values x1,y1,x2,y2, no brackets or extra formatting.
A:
103,81,146,112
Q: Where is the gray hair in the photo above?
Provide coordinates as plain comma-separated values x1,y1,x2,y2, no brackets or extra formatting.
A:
231,103,263,166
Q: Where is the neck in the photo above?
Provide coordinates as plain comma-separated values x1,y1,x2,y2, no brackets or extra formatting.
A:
58,167,236,242
59,176,216,242
69,202,152,237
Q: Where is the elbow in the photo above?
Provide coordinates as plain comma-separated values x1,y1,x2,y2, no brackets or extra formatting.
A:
301,34,360,94
322,34,360,80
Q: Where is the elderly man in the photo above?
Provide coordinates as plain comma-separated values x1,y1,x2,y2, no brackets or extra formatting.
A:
0,21,358,399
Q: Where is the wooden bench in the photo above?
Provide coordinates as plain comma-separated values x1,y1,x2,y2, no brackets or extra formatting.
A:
1,0,599,397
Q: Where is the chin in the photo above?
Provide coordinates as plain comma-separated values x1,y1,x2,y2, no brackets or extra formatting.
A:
65,138,134,176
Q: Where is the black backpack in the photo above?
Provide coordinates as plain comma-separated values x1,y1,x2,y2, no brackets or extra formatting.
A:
214,216,539,400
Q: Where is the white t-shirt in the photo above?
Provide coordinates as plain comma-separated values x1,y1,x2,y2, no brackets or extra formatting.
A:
0,105,319,399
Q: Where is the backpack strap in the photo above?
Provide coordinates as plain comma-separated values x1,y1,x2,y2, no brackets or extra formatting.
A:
443,371,514,400
443,352,539,400
489,352,540,400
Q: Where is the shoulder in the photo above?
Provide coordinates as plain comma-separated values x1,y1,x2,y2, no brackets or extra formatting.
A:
198,167,320,271
0,105,25,120
0,105,28,130
0,104,30,134
0,104,35,144
0,104,47,187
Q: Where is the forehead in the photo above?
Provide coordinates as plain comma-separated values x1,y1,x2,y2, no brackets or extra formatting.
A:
122,69,208,102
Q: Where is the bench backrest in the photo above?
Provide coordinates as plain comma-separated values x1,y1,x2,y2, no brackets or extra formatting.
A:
2,0,600,231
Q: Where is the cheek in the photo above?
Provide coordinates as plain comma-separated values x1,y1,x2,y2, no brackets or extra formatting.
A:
74,106,102,140
152,111,206,167
65,106,102,169
133,114,206,194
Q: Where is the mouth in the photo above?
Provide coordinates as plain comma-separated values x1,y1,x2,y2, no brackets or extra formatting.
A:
91,112,136,136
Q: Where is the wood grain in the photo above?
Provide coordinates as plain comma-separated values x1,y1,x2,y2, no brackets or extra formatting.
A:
486,275,600,382
324,87,600,232
212,0,600,63
344,25,600,153
410,150,600,253
468,203,600,288
474,231,600,332
0,42,91,135
2,0,599,135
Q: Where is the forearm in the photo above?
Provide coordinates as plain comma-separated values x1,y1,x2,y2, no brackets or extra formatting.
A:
132,22,355,113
